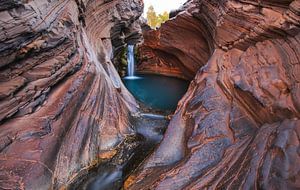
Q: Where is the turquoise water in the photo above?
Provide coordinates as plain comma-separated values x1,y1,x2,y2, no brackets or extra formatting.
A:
123,74,189,111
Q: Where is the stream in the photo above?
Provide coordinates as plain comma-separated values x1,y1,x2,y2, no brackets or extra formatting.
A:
75,111,169,190
75,45,189,190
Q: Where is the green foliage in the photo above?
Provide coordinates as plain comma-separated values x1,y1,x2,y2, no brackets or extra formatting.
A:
120,47,128,66
134,46,140,65
118,46,128,77
117,45,140,77
147,5,157,29
146,6,169,29
157,11,169,28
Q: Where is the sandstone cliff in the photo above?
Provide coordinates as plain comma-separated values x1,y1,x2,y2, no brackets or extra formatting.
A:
0,0,143,189
1,0,300,189
127,0,300,189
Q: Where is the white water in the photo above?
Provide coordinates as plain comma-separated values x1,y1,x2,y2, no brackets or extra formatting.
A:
140,113,167,119
127,45,135,77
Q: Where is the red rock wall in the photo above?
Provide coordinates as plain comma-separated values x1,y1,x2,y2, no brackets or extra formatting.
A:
137,8,213,80
0,0,143,189
126,0,300,189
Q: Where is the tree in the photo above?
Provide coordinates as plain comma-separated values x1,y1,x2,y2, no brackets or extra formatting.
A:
147,5,157,29
157,11,169,27
147,6,170,29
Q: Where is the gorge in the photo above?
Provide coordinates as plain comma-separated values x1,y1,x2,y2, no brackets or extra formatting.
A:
0,0,300,190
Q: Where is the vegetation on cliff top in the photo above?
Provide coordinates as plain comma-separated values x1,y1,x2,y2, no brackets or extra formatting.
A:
146,5,169,29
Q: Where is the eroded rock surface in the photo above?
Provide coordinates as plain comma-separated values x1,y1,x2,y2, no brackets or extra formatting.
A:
126,0,300,189
1,0,300,189
0,0,143,189
137,5,212,80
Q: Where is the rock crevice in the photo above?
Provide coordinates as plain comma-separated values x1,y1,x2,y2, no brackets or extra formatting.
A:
0,0,143,189
127,0,300,189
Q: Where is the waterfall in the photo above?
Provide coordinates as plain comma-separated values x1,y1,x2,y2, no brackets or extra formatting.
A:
127,45,135,77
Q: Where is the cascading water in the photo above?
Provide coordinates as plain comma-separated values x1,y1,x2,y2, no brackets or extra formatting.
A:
126,45,137,79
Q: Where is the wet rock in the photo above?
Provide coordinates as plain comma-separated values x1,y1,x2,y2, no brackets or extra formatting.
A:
0,0,143,189
125,0,300,189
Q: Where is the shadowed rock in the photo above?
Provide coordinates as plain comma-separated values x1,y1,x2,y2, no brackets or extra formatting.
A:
0,0,143,189
126,0,300,189
1,0,300,189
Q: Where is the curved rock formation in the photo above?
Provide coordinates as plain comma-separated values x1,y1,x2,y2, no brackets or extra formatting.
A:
0,0,143,189
137,6,213,80
126,0,300,189
1,0,300,189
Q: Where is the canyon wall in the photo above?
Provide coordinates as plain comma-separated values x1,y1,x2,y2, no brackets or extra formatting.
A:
0,0,143,189
127,0,300,189
136,1,214,80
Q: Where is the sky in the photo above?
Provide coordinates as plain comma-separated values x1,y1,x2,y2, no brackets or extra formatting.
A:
143,0,186,16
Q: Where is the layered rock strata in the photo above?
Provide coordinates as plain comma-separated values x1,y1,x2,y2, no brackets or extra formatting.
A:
137,7,212,80
126,0,300,189
0,0,143,189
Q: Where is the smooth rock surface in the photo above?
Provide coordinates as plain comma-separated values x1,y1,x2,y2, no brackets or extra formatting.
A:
137,5,212,80
126,0,300,189
0,0,143,189
1,0,300,189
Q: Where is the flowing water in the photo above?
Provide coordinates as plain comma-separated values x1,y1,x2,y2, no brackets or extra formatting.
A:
127,45,135,77
76,114,169,190
79,73,189,189
77,43,189,189
123,74,189,111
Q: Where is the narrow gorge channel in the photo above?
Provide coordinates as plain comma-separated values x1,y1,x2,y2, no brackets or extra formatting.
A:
76,44,190,189
0,0,299,190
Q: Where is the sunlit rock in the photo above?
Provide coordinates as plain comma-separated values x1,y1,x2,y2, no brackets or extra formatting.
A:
126,0,300,189
0,0,143,189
